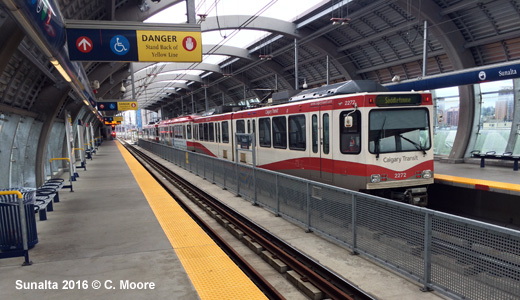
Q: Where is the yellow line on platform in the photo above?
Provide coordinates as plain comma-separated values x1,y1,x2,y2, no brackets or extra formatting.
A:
115,142,267,300
435,174,520,192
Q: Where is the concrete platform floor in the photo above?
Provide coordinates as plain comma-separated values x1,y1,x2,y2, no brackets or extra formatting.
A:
0,142,200,299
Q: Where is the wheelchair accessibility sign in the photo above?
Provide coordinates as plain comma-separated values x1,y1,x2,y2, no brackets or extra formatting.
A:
110,35,130,56
67,28,139,62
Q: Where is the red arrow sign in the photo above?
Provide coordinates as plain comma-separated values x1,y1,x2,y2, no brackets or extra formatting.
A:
76,36,93,53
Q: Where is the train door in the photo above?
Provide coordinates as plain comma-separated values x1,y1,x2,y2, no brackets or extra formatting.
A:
310,104,333,182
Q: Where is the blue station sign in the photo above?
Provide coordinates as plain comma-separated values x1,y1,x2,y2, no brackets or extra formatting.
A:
67,28,139,62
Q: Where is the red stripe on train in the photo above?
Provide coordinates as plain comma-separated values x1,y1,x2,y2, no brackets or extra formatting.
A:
260,158,433,179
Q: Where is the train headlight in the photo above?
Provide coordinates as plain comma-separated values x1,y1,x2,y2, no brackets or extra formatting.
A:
422,170,433,179
370,174,381,183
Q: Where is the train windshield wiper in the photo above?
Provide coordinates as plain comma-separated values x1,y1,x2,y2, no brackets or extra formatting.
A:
399,134,426,155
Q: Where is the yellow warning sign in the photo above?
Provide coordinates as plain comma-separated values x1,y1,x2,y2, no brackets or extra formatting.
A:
136,30,202,62
117,102,138,111
113,116,124,122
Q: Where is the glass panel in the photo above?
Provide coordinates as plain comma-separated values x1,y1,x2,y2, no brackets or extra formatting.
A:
259,118,271,147
236,120,245,133
340,110,361,154
474,80,514,154
369,108,431,154
222,121,229,143
198,124,204,141
312,115,318,153
209,122,214,142
433,87,459,155
323,113,329,154
272,116,287,149
289,114,306,150
216,123,220,143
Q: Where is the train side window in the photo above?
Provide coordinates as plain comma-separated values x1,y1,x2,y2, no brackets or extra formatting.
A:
340,110,361,154
236,120,245,134
222,121,229,143
216,123,220,143
199,123,204,141
272,116,287,149
259,118,271,147
247,120,251,133
209,122,215,142
204,123,209,141
183,125,186,139
323,114,329,154
289,114,306,151
187,124,192,139
312,115,318,153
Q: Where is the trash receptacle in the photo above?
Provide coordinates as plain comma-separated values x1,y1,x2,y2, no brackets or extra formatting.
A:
0,188,38,251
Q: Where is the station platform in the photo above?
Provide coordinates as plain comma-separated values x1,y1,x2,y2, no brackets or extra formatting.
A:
435,160,520,195
0,140,448,300
0,140,266,299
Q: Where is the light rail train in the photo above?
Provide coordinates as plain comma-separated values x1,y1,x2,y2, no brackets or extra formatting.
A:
142,80,434,205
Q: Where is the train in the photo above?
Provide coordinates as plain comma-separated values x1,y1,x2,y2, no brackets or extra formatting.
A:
142,80,434,206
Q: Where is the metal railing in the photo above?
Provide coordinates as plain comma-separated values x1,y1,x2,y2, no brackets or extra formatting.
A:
139,139,520,300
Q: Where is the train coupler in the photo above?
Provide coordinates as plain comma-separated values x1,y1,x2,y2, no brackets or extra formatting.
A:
404,187,428,206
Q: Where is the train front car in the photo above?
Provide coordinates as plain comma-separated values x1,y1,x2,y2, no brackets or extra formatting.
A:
289,80,434,206
360,92,434,206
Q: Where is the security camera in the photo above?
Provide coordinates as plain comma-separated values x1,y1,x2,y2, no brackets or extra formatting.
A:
120,83,126,93
302,79,308,89
391,75,400,82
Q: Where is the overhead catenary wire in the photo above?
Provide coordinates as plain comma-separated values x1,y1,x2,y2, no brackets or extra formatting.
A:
137,0,501,110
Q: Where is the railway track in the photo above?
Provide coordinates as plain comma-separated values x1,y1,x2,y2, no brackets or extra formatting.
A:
121,140,375,300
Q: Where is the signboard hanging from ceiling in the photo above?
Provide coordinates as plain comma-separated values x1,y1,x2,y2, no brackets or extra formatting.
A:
66,20,202,63
98,101,138,111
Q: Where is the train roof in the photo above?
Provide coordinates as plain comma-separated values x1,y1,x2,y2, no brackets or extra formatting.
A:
161,114,199,125
289,80,388,102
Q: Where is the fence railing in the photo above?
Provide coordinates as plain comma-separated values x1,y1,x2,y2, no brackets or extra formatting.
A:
139,139,520,300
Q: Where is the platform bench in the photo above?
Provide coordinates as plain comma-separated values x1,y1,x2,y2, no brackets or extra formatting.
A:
471,150,520,171
34,179,66,220
34,192,55,221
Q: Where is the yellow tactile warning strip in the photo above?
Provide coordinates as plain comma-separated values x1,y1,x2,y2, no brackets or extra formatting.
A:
435,174,520,192
115,142,268,300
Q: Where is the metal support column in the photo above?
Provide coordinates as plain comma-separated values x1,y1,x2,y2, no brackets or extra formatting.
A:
422,20,428,78
186,0,196,24
294,38,299,90
326,55,330,85
204,87,208,112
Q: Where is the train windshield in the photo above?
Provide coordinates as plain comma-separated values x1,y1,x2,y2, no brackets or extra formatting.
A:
369,108,430,157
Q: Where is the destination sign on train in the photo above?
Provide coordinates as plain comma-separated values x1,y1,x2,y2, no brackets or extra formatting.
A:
375,94,422,106
66,20,201,63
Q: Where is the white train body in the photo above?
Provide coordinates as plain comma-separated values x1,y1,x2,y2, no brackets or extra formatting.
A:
145,81,434,205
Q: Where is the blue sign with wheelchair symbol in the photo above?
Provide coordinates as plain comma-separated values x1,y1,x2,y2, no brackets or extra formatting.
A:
67,28,138,61
110,35,130,56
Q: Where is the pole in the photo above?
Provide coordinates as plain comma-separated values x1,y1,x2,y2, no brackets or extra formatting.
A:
422,20,428,78
294,38,299,90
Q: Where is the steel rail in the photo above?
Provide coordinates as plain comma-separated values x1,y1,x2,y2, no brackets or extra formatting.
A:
123,141,375,300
